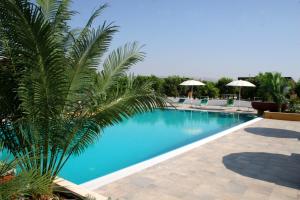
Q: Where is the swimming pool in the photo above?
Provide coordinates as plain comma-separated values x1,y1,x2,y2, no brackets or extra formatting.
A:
60,109,255,184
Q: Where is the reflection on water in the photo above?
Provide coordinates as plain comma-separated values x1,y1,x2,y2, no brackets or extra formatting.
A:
132,109,251,131
128,109,254,138
183,127,203,135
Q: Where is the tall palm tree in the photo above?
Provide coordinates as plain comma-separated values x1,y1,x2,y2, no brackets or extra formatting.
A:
0,0,167,181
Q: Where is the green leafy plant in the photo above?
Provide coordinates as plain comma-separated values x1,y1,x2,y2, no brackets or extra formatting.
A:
257,72,290,111
216,77,236,97
134,75,165,94
0,143,53,199
296,79,300,98
288,99,300,113
0,0,166,183
163,76,188,97
198,81,219,98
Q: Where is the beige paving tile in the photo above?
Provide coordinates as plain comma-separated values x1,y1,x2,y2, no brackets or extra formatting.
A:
94,119,300,200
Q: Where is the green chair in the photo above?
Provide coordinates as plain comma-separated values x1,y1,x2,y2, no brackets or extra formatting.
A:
227,98,235,107
200,98,209,106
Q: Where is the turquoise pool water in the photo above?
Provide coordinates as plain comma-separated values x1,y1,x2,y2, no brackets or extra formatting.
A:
60,109,255,184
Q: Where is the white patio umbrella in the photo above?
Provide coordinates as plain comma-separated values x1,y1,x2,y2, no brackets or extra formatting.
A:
180,80,205,99
226,80,256,109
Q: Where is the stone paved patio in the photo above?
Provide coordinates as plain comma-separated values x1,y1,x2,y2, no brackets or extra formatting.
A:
94,119,300,200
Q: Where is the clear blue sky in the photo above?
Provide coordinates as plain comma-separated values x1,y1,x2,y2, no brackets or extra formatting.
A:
70,0,300,80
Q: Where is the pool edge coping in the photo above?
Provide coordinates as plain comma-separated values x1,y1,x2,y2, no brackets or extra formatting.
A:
81,117,263,190
54,177,108,200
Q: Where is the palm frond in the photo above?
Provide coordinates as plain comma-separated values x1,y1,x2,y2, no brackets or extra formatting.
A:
85,4,108,29
0,0,67,118
71,3,109,45
52,0,76,32
96,42,145,96
37,0,75,33
0,170,52,199
0,144,52,199
65,23,117,106
36,0,59,20
92,79,167,128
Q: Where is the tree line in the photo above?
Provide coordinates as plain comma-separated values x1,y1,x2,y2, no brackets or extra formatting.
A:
131,73,300,101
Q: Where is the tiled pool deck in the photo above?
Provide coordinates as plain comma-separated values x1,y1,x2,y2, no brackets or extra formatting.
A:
94,119,300,200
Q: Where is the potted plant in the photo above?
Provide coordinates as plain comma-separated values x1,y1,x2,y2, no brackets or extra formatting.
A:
251,72,290,115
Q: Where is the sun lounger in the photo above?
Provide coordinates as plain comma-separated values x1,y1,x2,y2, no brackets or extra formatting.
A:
199,98,209,106
177,98,186,104
226,98,234,107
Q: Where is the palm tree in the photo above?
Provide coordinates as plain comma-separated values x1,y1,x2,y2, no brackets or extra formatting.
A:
257,72,290,111
0,0,167,183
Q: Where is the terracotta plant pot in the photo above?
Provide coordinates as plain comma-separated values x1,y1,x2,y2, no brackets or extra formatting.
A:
0,174,14,184
264,111,300,121
251,101,287,115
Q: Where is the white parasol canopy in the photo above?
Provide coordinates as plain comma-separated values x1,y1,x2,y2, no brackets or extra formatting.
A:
226,80,256,109
180,80,205,86
226,80,256,87
180,80,205,99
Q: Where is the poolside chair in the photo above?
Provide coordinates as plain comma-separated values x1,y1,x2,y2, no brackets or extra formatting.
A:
226,98,235,107
177,98,186,104
199,98,209,106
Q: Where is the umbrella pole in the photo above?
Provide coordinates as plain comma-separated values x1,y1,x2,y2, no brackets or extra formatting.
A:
190,85,194,106
238,87,241,111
